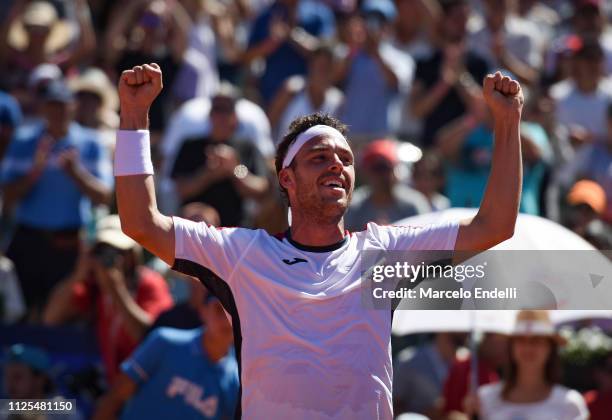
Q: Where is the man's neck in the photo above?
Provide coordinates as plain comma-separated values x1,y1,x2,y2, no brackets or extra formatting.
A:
289,213,346,247
202,331,230,363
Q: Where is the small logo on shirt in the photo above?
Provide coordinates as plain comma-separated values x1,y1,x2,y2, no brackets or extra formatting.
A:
282,257,307,265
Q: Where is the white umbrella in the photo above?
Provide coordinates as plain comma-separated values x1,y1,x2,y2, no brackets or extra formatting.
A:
392,310,515,336
395,208,596,251
389,209,612,312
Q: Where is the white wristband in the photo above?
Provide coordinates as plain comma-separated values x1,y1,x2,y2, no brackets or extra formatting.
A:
114,130,154,176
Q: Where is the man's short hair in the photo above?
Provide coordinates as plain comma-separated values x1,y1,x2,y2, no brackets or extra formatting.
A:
274,113,348,204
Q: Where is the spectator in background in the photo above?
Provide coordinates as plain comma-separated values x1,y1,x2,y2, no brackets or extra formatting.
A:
170,0,221,103
557,102,612,221
0,90,22,162
443,332,508,417
436,93,549,214
393,333,467,418
11,63,63,126
410,0,488,148
563,180,607,238
268,44,343,142
391,0,439,140
243,0,334,105
170,84,270,226
344,139,429,231
392,0,437,60
516,0,560,44
69,68,119,145
336,0,413,139
476,310,588,420
546,0,612,79
3,344,84,419
92,296,239,420
550,37,612,144
411,152,450,212
0,0,96,89
102,0,191,143
0,80,112,319
468,0,543,86
584,352,612,420
43,215,173,384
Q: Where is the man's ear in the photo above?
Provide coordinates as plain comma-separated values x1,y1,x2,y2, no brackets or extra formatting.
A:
279,168,295,191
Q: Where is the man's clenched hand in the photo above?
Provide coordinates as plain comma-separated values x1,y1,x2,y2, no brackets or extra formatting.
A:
118,63,163,129
483,71,524,120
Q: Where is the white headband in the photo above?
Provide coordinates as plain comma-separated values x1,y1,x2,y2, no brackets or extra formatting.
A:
282,125,348,168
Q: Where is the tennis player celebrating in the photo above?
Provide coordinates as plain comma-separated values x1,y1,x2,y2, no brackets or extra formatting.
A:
115,63,523,419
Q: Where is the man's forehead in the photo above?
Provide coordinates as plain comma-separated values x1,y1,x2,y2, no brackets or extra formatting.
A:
299,135,353,155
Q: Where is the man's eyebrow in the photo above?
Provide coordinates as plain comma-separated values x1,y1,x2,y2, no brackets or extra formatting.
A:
305,144,353,155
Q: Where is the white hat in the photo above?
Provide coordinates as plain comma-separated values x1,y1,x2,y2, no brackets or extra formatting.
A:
69,68,119,111
69,67,120,128
8,1,76,54
511,310,566,345
95,215,138,251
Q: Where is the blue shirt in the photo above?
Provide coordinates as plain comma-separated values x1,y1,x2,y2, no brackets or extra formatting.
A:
445,123,549,215
0,122,112,229
340,43,413,137
120,328,239,420
0,91,22,129
248,0,334,103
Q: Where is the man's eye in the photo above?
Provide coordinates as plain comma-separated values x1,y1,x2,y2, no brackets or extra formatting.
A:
312,155,325,161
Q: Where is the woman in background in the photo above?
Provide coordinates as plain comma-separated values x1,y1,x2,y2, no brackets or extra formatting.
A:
476,310,588,420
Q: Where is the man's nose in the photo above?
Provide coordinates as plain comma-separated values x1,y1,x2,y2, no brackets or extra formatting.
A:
328,155,343,172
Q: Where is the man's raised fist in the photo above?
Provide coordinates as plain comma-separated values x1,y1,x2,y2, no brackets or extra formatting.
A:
118,63,163,110
483,71,524,119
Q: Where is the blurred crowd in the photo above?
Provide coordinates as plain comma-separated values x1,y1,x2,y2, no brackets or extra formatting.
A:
1,0,612,418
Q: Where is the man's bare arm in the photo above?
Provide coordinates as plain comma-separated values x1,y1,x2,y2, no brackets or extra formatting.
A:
115,64,174,264
455,72,523,251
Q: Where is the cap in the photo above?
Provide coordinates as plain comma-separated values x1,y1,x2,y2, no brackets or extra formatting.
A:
95,215,138,251
8,1,75,54
40,79,74,103
511,310,566,345
22,1,58,28
567,180,606,214
361,0,396,21
361,139,399,167
69,68,119,111
29,63,62,89
6,344,51,372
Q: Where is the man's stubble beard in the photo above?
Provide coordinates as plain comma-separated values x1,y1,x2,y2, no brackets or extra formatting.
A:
294,185,353,226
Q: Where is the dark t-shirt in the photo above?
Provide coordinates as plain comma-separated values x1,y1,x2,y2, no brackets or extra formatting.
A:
414,50,489,147
170,136,267,226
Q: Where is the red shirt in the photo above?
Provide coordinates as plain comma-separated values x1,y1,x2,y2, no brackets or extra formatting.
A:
584,390,612,420
443,356,500,414
71,267,173,383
